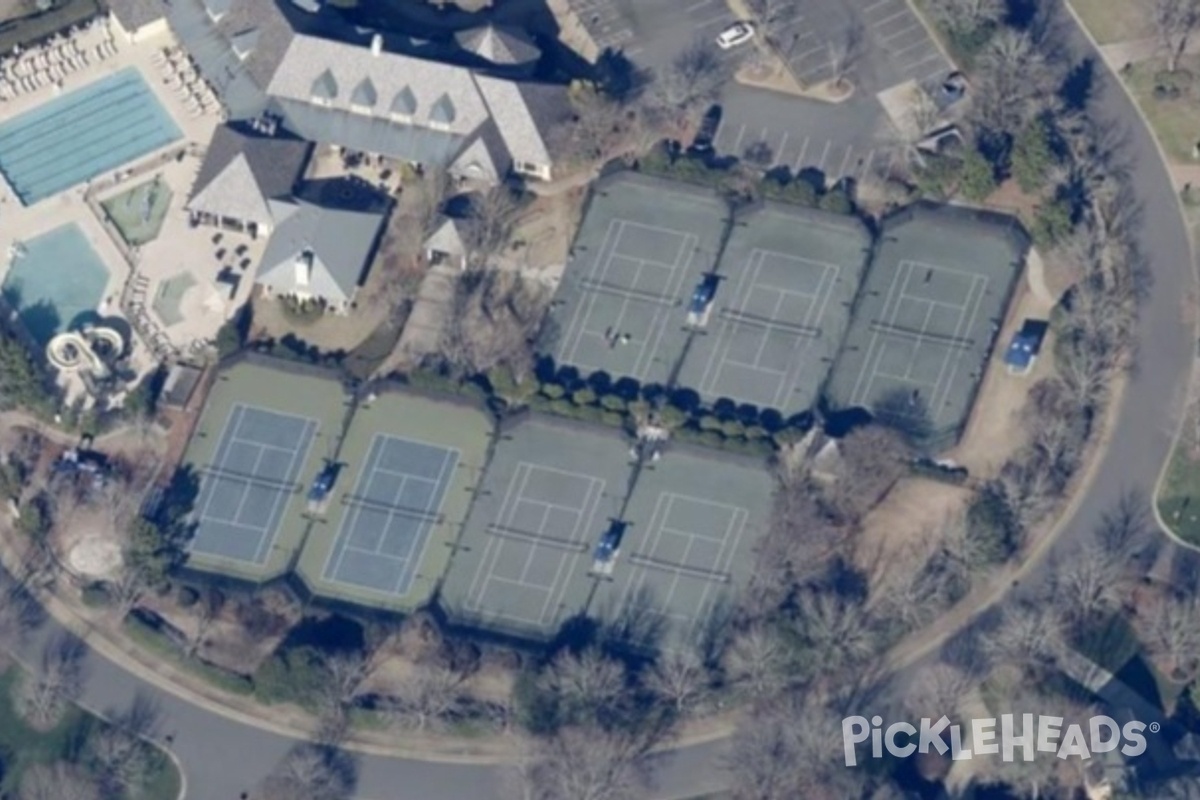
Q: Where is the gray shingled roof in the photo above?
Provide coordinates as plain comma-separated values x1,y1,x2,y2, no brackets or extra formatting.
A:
474,76,568,168
256,198,386,306
455,25,540,66
425,217,466,257
187,124,311,226
108,0,166,32
268,34,489,136
311,68,338,101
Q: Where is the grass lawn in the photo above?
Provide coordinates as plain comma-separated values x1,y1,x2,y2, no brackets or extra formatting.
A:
101,176,173,248
1070,0,1154,44
1156,440,1200,544
1125,57,1200,164
0,666,182,799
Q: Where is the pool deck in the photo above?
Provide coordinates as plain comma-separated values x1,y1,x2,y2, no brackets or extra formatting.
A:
0,15,252,366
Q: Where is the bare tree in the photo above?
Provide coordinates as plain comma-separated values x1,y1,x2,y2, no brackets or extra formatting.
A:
91,692,161,795
385,661,465,732
822,425,912,525
110,564,153,620
1142,591,1200,682
970,29,1058,137
538,647,626,723
461,186,523,268
826,20,865,92
982,601,1062,671
643,645,709,714
901,662,974,720
722,623,787,697
549,83,641,168
183,585,225,659
1050,541,1129,625
1155,0,1200,73
726,692,871,800
745,0,792,53
925,0,1005,35
0,568,42,656
18,762,100,800
257,744,356,800
791,589,877,677
889,85,942,169
15,634,84,730
642,38,733,135
514,725,651,800
441,269,551,380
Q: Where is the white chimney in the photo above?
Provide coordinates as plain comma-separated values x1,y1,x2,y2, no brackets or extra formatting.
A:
370,33,383,57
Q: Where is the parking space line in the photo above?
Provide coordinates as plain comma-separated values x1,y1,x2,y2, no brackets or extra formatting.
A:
730,124,748,155
775,131,790,164
836,145,854,178
878,23,921,44
894,38,936,59
793,137,811,170
695,11,732,27
856,149,877,181
864,0,896,12
872,8,912,27
815,140,831,171
685,0,715,10
792,42,827,62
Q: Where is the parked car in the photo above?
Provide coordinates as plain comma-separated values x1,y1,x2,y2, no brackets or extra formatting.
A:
716,21,754,50
690,104,723,154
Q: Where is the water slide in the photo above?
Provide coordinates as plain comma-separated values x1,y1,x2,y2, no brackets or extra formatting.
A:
45,325,124,377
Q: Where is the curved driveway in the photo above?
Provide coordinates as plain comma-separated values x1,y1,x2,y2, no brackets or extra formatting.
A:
18,6,1197,800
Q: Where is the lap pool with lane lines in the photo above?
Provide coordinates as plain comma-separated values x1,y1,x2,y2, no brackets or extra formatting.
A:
0,67,181,205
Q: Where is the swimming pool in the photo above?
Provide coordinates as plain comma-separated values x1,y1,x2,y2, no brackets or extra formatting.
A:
1,224,111,344
0,67,182,205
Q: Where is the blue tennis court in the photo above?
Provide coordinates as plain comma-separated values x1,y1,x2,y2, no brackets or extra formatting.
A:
0,67,181,205
322,434,459,597
189,404,318,566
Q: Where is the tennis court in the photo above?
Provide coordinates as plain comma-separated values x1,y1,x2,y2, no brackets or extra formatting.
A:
825,203,1028,447
183,357,348,580
593,447,772,649
320,435,459,597
440,417,630,640
297,389,490,611
677,203,871,412
547,172,728,385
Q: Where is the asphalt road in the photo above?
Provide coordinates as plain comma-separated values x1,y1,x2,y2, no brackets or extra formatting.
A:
11,5,1195,800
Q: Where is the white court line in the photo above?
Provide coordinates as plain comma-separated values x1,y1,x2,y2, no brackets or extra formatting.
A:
560,218,625,365
632,232,698,379
465,463,532,608
323,432,389,581
392,444,460,595
249,417,317,565
672,506,744,633
928,274,989,421
534,474,604,624
848,260,908,405
863,0,897,12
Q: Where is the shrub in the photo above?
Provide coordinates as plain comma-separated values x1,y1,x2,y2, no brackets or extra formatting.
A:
1031,199,1073,247
600,394,627,412
81,583,112,608
572,388,597,406
177,585,200,607
541,383,566,400
1011,118,1056,193
958,149,997,202
818,188,854,215
254,645,331,707
965,485,1020,566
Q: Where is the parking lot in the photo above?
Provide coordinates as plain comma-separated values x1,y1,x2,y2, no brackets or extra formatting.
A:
574,0,954,182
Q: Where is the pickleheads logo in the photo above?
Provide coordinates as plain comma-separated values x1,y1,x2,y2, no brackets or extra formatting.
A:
842,714,1158,767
